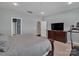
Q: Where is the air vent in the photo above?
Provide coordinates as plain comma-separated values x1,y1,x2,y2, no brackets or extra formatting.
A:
27,11,32,14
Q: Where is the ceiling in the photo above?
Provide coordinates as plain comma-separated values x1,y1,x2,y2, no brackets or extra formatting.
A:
0,2,79,16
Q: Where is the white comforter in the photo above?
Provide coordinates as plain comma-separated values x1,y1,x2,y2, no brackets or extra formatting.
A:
0,34,51,56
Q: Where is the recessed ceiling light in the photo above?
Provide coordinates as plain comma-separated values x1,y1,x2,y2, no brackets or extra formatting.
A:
13,2,18,6
40,12,45,15
68,2,72,5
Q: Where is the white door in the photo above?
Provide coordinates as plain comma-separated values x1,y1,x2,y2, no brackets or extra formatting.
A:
37,21,41,36
41,21,47,37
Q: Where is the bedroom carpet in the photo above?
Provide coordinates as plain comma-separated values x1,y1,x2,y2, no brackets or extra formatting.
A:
70,46,79,56
54,41,71,56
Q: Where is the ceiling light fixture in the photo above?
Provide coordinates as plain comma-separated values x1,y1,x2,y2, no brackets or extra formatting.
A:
13,2,18,6
40,11,45,15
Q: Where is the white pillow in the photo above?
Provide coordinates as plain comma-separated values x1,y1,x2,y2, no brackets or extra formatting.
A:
0,35,9,52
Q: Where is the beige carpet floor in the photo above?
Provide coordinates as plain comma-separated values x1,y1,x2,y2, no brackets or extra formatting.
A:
54,41,71,56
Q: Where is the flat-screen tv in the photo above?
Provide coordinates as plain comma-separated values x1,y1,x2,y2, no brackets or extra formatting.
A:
51,23,64,30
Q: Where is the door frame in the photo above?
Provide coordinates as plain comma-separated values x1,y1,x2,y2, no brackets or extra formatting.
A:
11,17,22,36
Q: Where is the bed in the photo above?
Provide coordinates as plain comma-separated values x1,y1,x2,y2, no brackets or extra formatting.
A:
0,34,52,56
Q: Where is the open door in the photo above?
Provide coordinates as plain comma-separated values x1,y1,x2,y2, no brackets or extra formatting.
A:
11,18,22,36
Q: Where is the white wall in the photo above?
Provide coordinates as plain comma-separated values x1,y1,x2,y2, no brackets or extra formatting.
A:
0,8,38,35
44,8,79,43
44,11,79,31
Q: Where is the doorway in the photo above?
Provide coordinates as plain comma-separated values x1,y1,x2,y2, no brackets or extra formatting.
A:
11,18,22,36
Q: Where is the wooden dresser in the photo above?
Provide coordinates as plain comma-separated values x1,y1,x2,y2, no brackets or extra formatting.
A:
48,30,67,43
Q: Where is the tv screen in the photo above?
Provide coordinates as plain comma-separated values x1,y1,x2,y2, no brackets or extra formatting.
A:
51,23,64,30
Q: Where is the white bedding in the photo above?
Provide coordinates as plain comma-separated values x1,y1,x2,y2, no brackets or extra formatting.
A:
0,34,51,56
0,35,9,52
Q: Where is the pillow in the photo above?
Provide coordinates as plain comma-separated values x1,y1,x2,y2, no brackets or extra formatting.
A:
0,35,9,52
